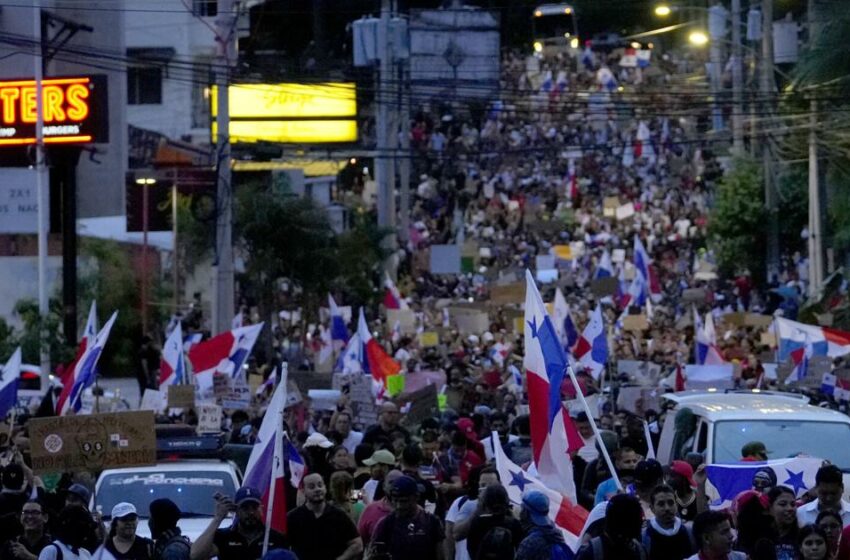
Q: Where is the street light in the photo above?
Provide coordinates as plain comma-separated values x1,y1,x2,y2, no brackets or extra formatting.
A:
655,4,672,17
688,30,709,46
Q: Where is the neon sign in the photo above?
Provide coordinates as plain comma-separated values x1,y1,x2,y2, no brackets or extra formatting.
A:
0,75,108,146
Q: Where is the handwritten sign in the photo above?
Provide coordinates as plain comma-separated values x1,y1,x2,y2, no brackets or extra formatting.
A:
196,404,222,434
29,411,156,474
349,375,378,427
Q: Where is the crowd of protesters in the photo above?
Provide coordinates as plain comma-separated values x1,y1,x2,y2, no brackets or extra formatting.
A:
2,37,848,560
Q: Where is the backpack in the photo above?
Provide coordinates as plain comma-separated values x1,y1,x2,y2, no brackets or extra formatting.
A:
50,543,64,560
475,526,515,560
588,536,647,560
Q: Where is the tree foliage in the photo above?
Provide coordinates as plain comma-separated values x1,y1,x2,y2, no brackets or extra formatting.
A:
709,156,767,280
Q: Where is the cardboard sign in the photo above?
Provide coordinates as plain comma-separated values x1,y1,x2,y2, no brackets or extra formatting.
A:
196,404,222,434
489,283,525,304
418,331,439,348
722,312,773,328
213,373,231,398
401,384,439,428
386,309,416,334
248,374,263,397
759,332,777,348
591,277,619,298
29,411,156,474
615,202,635,221
603,196,620,217
622,314,649,331
140,389,162,412
167,385,196,409
349,374,378,427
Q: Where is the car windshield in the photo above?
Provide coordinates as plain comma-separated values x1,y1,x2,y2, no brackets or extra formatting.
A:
96,471,236,518
713,420,850,469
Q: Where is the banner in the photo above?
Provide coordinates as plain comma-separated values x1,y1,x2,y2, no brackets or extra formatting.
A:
29,411,156,473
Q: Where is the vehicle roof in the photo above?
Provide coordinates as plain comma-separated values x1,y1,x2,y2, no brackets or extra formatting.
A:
663,392,850,422
535,4,574,16
98,460,238,476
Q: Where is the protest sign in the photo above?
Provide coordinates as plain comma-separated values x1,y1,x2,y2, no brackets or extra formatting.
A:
617,387,661,416
167,385,195,409
307,389,342,411
682,288,706,304
759,332,777,348
418,331,439,347
552,245,572,261
489,283,525,304
403,370,447,395
293,371,333,393
248,374,263,396
29,411,156,474
612,248,626,263
536,269,559,283
222,377,251,410
213,373,231,399
615,202,635,221
685,364,734,389
349,374,378,427
386,374,405,396
452,309,490,335
590,277,619,298
603,196,620,217
197,404,222,434
618,360,663,383
140,389,162,412
401,384,439,428
722,312,773,328
429,244,461,274
622,314,649,331
535,255,555,270
386,309,416,334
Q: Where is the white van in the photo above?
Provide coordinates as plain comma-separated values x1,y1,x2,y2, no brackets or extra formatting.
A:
657,392,850,478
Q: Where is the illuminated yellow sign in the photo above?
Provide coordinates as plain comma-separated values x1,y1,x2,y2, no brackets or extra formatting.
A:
211,82,358,144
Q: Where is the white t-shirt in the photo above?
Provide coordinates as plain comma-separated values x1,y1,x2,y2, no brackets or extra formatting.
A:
38,542,93,560
446,496,478,560
341,430,364,454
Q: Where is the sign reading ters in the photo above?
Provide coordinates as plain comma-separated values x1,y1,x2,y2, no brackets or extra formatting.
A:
0,76,108,145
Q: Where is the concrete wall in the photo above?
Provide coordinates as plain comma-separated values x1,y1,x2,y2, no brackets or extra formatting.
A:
125,0,217,143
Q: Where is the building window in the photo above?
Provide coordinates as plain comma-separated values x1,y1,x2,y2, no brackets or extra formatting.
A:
128,66,163,105
193,0,217,16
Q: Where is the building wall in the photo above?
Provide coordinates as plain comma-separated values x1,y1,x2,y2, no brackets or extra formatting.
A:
125,0,217,144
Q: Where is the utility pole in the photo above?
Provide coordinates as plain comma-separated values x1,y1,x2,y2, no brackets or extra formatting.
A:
708,4,726,133
760,0,780,281
730,0,745,152
214,0,236,335
808,0,822,295
376,0,397,278
33,0,50,386
398,56,411,247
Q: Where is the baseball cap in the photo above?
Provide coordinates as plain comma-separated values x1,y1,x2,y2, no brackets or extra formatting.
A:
304,433,333,449
741,441,769,459
456,418,479,442
235,486,262,506
521,490,551,527
669,460,696,487
363,449,396,467
67,483,91,504
391,475,420,498
111,502,137,519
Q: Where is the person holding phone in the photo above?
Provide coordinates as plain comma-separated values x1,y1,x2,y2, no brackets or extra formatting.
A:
189,487,288,560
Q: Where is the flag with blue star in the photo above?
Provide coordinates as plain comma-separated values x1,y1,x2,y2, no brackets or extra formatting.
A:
705,457,824,509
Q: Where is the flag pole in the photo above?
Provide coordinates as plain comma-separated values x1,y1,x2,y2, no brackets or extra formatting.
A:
566,363,622,491
262,369,287,556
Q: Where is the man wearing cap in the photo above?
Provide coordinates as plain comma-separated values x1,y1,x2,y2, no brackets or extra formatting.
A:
1,500,51,560
516,491,571,560
369,476,444,560
667,460,700,521
362,403,410,448
740,441,768,462
286,473,362,560
63,484,102,553
191,487,287,560
148,499,189,560
96,503,151,560
361,449,396,505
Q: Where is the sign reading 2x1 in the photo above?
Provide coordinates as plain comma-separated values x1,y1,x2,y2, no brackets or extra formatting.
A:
0,75,108,145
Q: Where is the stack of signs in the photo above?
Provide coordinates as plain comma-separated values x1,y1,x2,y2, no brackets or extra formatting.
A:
29,411,157,473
